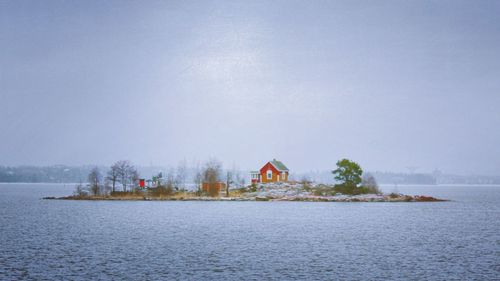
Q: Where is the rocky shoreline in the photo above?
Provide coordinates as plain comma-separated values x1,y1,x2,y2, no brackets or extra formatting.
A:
44,193,446,202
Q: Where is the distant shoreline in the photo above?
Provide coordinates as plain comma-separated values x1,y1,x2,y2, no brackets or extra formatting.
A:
0,182,81,185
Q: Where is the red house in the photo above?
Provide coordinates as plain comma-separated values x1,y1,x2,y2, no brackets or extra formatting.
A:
251,159,289,183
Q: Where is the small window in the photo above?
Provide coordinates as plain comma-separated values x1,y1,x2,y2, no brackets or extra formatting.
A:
267,170,272,179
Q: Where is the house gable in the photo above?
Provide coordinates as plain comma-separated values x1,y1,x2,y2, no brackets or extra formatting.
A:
259,162,280,174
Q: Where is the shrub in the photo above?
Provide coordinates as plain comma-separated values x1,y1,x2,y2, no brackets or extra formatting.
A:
109,191,144,199
403,195,413,202
313,189,324,196
300,177,312,191
389,193,399,199
194,189,203,196
312,184,336,196
360,173,381,194
333,184,360,195
152,185,175,197
332,182,381,195
357,186,381,195
237,187,248,193
73,184,88,197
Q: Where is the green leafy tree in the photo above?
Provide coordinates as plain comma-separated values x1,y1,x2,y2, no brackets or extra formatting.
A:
332,159,363,187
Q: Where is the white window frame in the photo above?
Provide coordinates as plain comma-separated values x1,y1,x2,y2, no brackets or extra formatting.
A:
267,170,272,180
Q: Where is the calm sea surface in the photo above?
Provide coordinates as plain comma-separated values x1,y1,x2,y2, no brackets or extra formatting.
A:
0,184,499,280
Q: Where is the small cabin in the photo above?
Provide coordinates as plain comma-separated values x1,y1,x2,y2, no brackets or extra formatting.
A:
251,159,289,183
201,182,226,194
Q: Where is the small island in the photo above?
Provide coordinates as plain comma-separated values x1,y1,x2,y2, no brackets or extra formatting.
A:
45,158,446,202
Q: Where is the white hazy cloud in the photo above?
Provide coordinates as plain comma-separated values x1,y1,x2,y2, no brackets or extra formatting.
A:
1,0,499,175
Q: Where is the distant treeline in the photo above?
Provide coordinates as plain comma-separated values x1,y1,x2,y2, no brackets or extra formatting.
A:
0,165,96,183
371,172,437,185
294,170,500,185
1,165,500,185
0,165,176,183
371,171,500,185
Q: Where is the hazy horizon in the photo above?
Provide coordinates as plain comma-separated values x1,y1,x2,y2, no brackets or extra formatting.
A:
0,162,497,177
1,1,499,175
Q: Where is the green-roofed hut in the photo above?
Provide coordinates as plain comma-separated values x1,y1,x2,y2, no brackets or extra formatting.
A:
251,159,289,183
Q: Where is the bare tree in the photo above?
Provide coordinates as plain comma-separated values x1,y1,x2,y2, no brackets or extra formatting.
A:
300,175,311,185
193,161,203,194
175,159,187,190
203,158,222,197
164,168,177,190
203,159,222,183
361,173,380,194
235,166,247,188
299,175,312,191
112,160,138,192
103,178,112,195
106,163,120,193
153,169,175,197
74,180,87,197
225,165,244,196
225,170,233,197
88,167,102,196
235,171,246,188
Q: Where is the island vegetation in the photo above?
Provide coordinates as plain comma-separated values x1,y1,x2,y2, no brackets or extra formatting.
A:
43,158,446,202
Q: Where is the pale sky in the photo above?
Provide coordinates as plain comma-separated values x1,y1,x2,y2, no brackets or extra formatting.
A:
1,0,499,175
